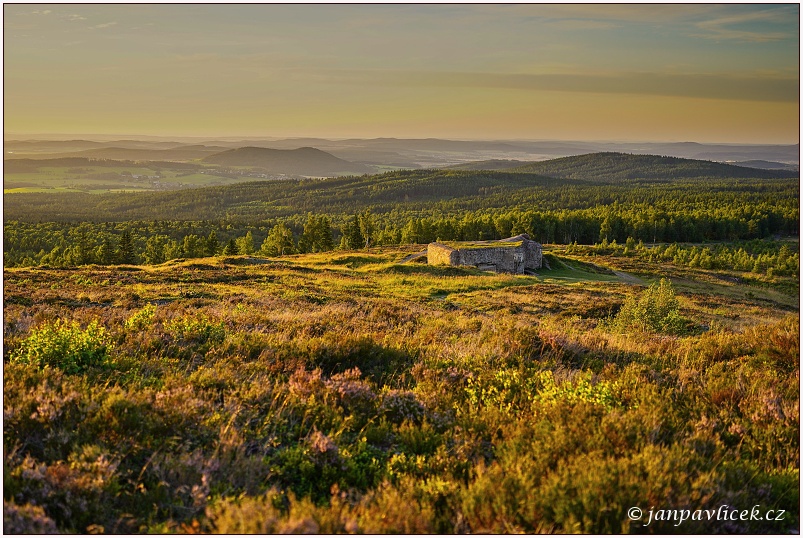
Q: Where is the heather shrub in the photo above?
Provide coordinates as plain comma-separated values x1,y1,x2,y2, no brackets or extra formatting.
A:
355,479,437,533
308,336,415,386
5,446,120,533
3,499,58,534
325,368,378,415
288,367,326,399
2,250,798,533
532,444,719,533
379,389,425,424
10,319,111,374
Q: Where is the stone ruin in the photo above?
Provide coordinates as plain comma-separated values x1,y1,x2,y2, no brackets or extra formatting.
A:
427,234,542,274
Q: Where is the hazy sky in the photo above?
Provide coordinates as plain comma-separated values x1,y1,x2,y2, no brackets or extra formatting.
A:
4,4,800,143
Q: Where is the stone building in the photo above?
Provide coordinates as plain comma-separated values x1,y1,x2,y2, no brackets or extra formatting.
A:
427,233,542,274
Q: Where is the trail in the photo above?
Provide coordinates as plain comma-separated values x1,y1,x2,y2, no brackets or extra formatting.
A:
612,270,645,284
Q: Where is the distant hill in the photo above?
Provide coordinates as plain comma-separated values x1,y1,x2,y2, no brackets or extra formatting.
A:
5,152,798,222
730,160,799,171
49,145,228,161
4,142,228,161
444,159,532,171
3,157,202,173
508,152,799,181
202,146,375,176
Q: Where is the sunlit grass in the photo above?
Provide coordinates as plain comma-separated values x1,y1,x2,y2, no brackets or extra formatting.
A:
3,246,798,533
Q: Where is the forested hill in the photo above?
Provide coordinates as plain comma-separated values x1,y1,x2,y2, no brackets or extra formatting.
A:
445,159,530,171
3,169,569,222
507,152,799,181
202,146,374,176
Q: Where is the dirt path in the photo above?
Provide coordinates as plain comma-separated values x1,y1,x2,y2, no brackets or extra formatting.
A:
613,270,645,285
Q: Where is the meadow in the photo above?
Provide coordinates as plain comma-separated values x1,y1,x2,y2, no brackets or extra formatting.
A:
3,246,798,533
2,165,255,194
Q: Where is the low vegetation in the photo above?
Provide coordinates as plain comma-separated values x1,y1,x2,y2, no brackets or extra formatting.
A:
3,247,798,533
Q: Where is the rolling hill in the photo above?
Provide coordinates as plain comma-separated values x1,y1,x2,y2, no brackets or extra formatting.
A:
202,146,375,176
444,159,531,171
732,160,799,171
507,152,799,181
4,152,798,223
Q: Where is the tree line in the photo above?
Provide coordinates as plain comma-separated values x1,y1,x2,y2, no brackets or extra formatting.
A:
4,199,798,268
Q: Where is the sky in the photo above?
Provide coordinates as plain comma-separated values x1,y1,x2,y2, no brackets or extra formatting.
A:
3,3,800,143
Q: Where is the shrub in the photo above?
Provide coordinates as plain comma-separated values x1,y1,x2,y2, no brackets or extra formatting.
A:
10,319,111,374
3,499,58,534
325,368,377,414
534,370,623,411
165,315,226,345
608,278,688,335
124,303,157,331
379,389,425,424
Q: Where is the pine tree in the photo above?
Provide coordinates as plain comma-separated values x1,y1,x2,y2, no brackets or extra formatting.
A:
341,214,364,250
99,237,116,265
117,230,136,264
236,231,255,255
317,216,334,251
75,229,93,266
223,238,239,255
205,231,219,257
299,214,318,253
143,236,166,265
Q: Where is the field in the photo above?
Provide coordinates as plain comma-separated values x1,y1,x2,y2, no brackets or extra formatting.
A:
3,246,798,533
2,165,256,194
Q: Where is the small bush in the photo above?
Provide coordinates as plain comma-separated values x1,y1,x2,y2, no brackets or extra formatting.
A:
10,319,111,374
124,303,157,331
379,389,425,424
3,499,58,534
535,370,622,411
166,315,226,345
608,278,688,335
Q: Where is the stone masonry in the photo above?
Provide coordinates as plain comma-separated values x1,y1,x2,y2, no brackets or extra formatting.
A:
427,234,542,274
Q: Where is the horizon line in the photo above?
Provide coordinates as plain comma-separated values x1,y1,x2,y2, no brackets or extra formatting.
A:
3,133,800,146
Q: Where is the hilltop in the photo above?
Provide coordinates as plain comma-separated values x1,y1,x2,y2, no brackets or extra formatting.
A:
202,146,375,176
507,152,799,181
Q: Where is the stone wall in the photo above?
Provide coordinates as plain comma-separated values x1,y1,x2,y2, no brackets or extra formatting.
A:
427,238,542,274
458,247,519,273
523,241,542,270
427,243,460,266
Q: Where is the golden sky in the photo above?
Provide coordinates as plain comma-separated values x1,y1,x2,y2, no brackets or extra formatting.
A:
4,4,800,143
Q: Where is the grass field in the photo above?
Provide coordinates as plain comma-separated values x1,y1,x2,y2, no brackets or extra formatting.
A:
3,247,798,533
3,165,252,192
